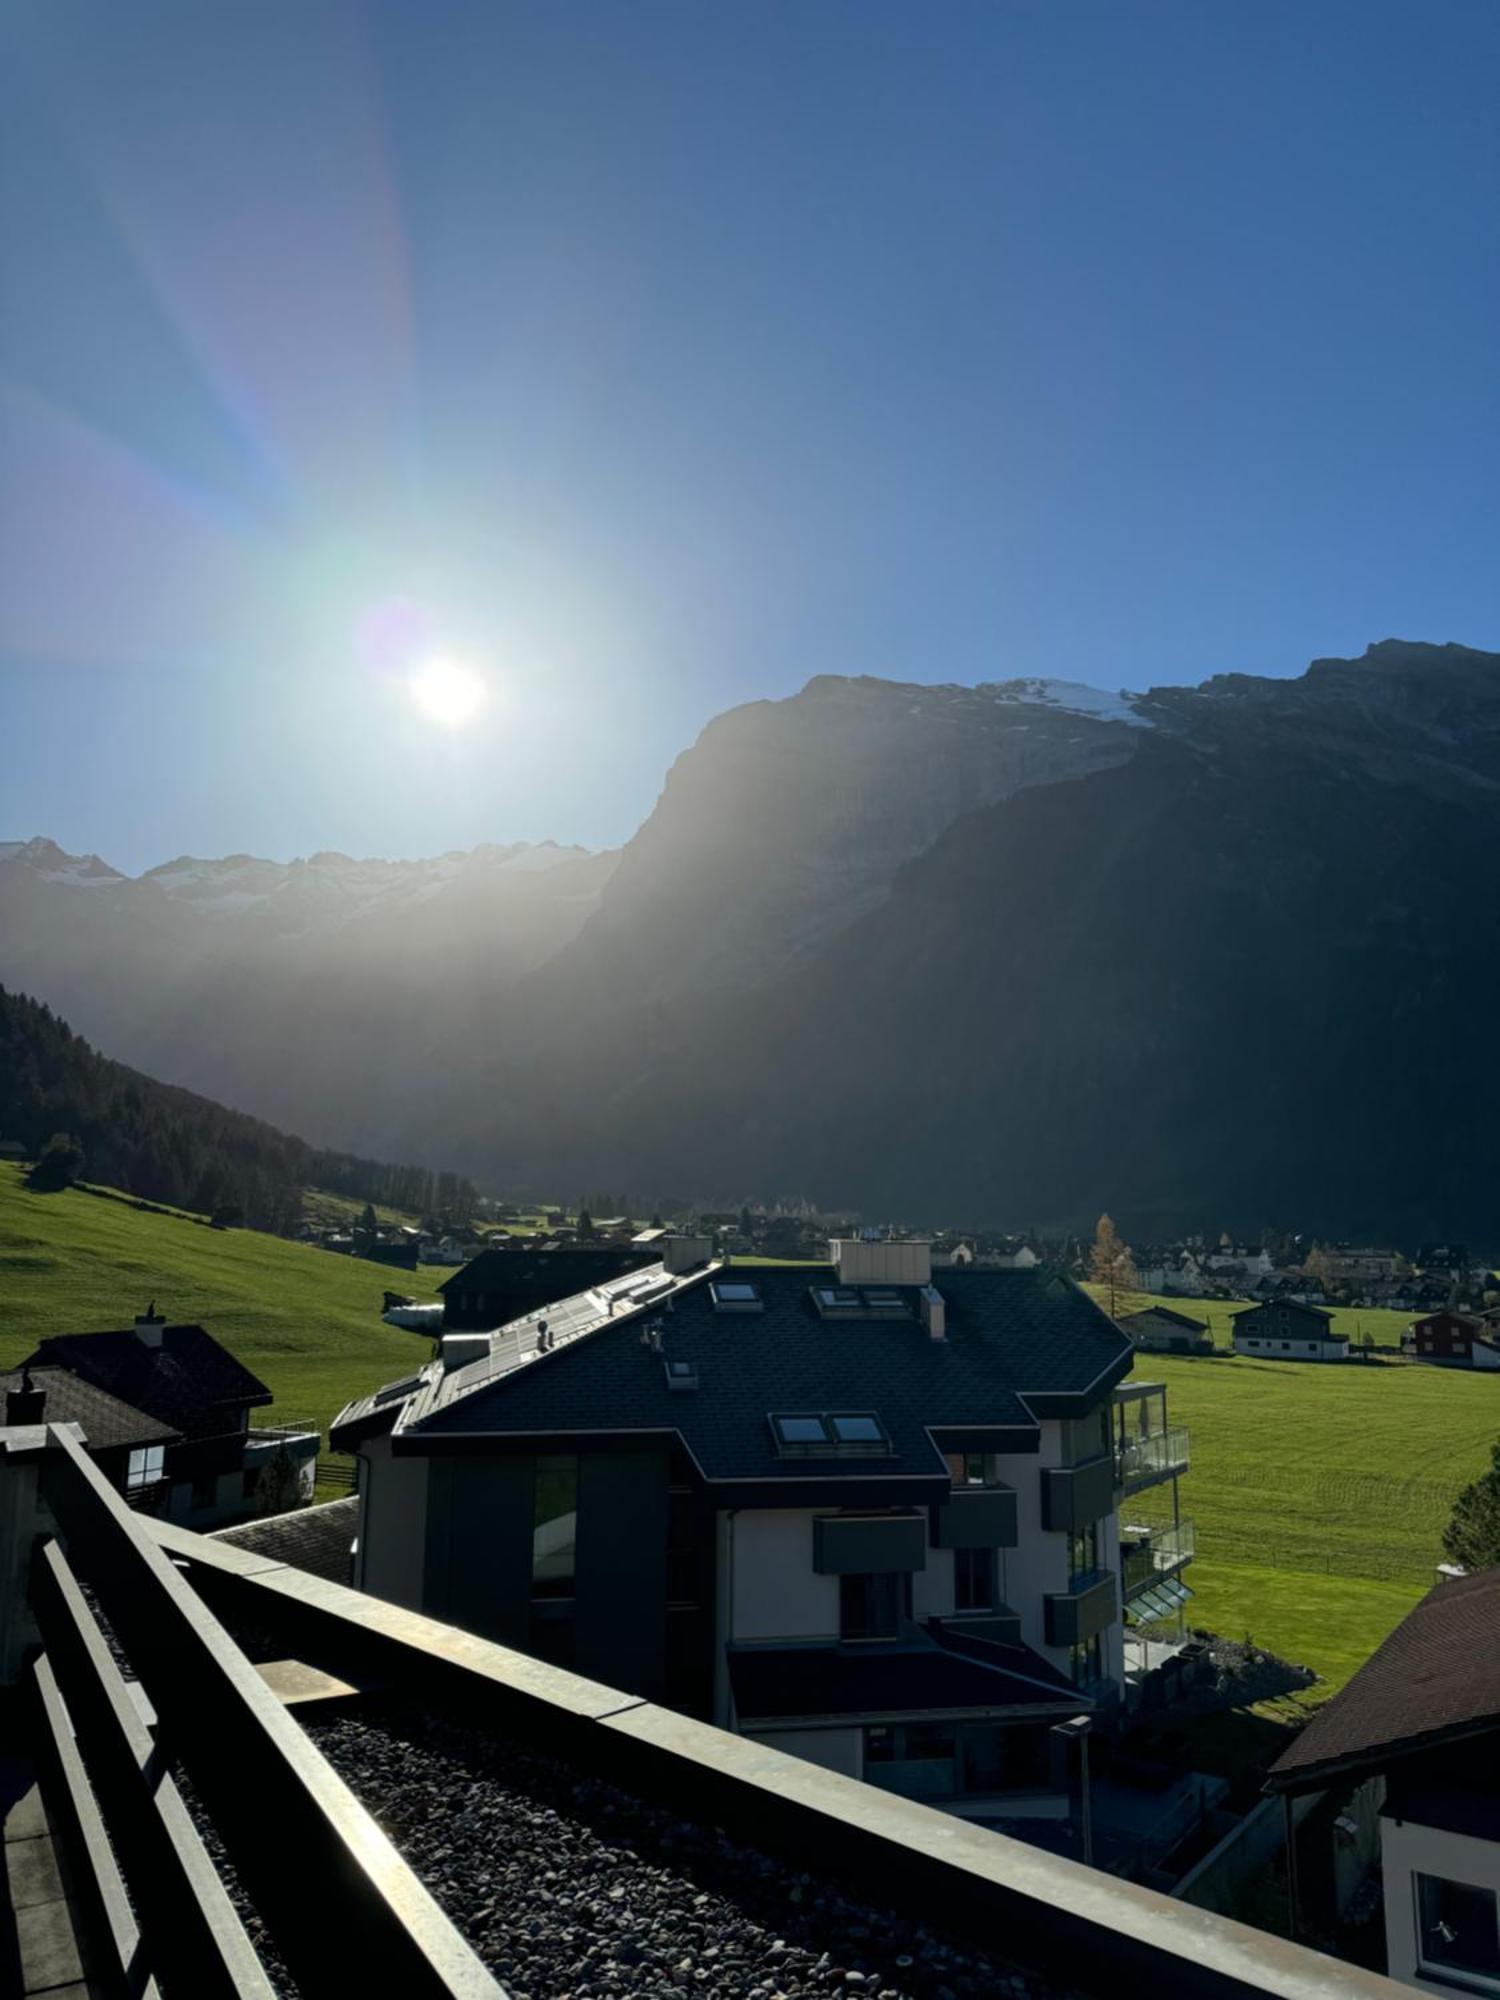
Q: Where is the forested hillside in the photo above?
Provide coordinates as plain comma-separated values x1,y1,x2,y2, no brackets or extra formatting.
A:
0,987,476,1232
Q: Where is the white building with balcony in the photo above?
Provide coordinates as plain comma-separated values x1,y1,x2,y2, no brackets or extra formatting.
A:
335,1238,1195,1819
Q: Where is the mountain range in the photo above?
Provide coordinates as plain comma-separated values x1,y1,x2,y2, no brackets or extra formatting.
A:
6,639,1498,1239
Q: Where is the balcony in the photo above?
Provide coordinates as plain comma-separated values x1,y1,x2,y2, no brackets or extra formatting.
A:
1043,1568,1118,1648
1039,1454,1116,1533
931,1486,1018,1550
1120,1519,1195,1604
1114,1427,1190,1496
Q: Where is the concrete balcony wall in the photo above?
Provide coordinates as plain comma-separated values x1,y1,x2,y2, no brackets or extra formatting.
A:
931,1488,1018,1550
1040,1455,1116,1534
1044,1571,1119,1648
811,1512,928,1576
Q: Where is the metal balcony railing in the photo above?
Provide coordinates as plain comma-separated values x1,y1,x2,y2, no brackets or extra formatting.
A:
1115,1426,1190,1491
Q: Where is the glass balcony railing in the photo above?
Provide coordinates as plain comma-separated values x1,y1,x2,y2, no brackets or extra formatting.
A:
1115,1426,1190,1491
1120,1519,1195,1600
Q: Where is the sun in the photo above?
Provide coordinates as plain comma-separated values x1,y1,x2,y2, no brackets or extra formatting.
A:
407,656,488,729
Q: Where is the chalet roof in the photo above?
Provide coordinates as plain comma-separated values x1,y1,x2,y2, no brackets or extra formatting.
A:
1231,1299,1339,1328
212,1496,359,1585
335,1264,1133,1487
1119,1305,1208,1334
21,1323,272,1434
1266,1568,1500,1794
0,1366,178,1452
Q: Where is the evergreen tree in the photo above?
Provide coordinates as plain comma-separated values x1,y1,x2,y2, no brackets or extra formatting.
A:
1443,1442,1500,1571
255,1443,309,1518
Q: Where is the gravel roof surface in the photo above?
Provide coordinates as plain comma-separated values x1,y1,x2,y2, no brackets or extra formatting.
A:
306,1703,1070,2000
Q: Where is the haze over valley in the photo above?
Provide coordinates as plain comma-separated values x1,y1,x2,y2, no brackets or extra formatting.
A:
8,637,1496,1239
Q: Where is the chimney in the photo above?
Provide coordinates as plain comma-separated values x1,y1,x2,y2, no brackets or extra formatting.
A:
662,1234,713,1275
5,1367,45,1426
920,1285,947,1342
134,1304,166,1348
829,1239,933,1287
440,1332,492,1373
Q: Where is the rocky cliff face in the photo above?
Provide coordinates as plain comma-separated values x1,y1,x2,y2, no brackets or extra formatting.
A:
465,642,1500,1238
7,642,1497,1236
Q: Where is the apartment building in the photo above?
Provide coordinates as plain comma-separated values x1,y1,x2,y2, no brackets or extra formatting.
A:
333,1239,1193,1812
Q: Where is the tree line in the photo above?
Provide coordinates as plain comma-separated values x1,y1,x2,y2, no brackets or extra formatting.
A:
0,987,476,1235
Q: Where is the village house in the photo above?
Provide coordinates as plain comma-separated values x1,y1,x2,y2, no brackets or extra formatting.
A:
1404,1309,1500,1371
438,1242,665,1330
17,1308,319,1524
1117,1303,1214,1356
2,1363,179,1503
1265,1566,1500,1992
1232,1299,1351,1362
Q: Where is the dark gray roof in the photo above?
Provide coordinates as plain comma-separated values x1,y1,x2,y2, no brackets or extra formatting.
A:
730,1632,1080,1724
1267,1568,1500,1794
343,1263,1132,1485
212,1497,359,1585
22,1323,272,1433
1231,1299,1336,1326
0,1366,178,1451
1119,1305,1209,1335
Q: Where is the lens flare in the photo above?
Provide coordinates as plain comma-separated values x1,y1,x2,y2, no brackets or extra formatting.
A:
407,655,487,728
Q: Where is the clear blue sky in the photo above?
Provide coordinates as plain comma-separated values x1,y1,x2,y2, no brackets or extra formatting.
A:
2,0,1496,871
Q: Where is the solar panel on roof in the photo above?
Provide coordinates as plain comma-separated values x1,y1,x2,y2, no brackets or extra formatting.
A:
373,1375,422,1407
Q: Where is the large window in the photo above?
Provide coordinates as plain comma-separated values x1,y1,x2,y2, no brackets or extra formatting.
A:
1070,1634,1104,1687
954,1546,996,1613
1417,1874,1500,1989
945,1450,1002,1487
1068,1522,1101,1580
840,1572,908,1642
125,1445,165,1490
532,1456,578,1599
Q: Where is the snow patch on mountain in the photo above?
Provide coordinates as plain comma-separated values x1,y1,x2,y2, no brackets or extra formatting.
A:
980,678,1153,727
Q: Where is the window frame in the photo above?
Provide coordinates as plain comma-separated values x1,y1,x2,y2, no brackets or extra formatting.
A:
125,1444,166,1491
839,1571,910,1643
1414,1871,1500,1992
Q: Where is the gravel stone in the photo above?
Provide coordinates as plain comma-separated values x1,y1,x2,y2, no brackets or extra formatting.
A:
305,1702,1068,1999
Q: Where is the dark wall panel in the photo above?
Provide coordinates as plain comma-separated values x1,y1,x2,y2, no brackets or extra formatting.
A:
575,1449,670,1699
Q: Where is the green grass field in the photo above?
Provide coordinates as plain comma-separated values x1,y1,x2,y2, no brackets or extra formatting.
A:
1124,1335,1500,1701
0,1165,438,1436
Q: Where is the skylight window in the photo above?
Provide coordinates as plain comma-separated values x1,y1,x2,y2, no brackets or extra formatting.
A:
861,1289,910,1318
812,1286,863,1316
811,1285,912,1320
829,1414,884,1443
711,1280,763,1313
769,1411,892,1458
772,1415,828,1445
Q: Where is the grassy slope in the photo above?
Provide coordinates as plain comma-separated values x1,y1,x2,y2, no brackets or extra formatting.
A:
0,1164,438,1436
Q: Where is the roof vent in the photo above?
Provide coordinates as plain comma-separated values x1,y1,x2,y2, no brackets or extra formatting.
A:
134,1305,166,1348
920,1285,947,1342
6,1367,45,1427
663,1357,699,1392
